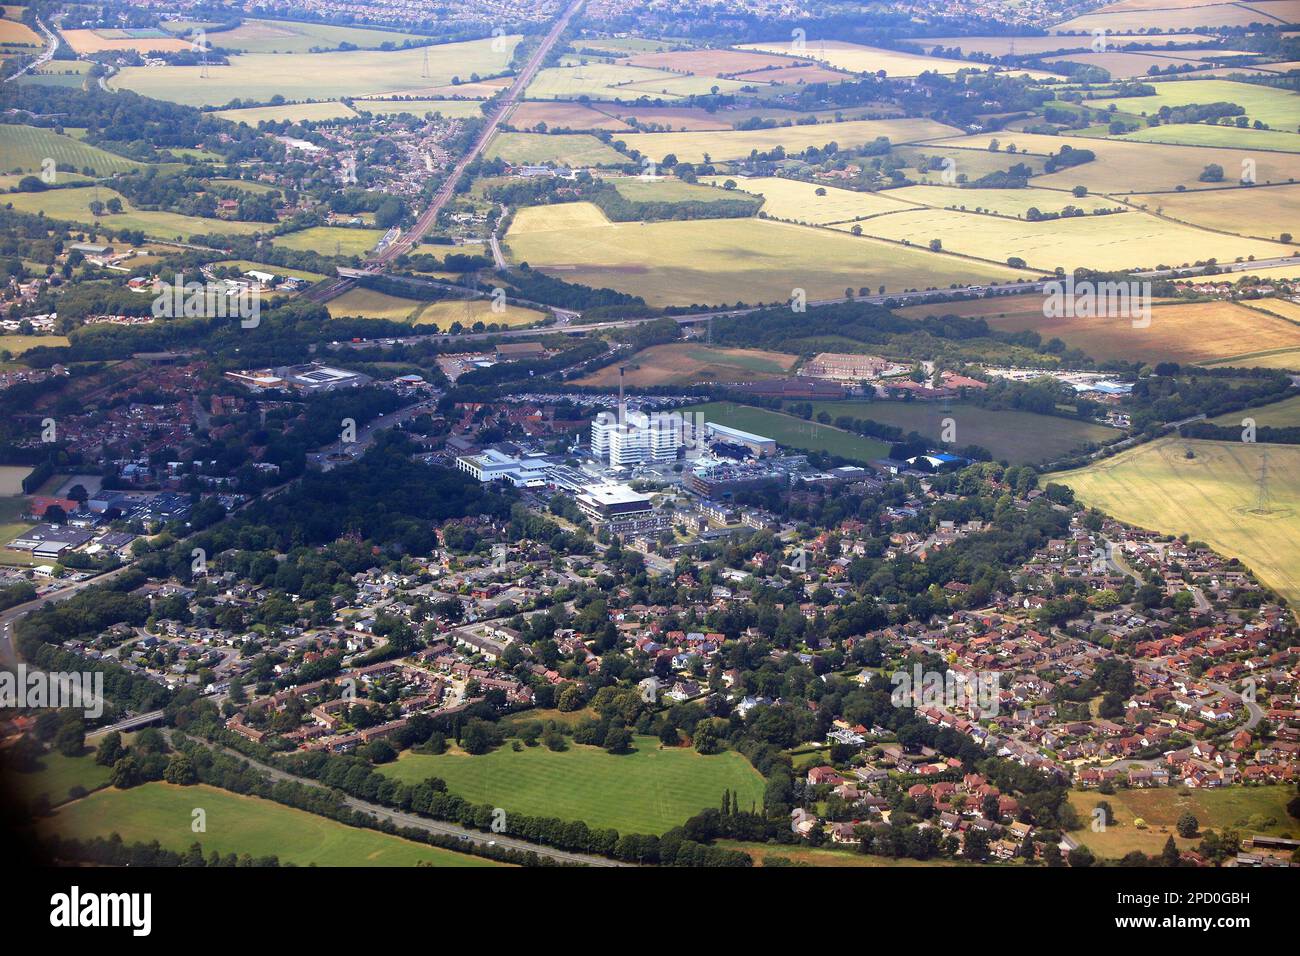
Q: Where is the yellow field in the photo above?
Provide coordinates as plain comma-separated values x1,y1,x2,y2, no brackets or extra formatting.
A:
503,201,1029,307
1054,1,1300,32
110,36,519,107
884,184,1124,217
927,131,1300,193
273,226,385,256
215,101,359,124
840,204,1292,272
617,117,960,163
575,342,798,386
1048,437,1300,604
1127,185,1300,243
413,298,545,329
327,287,425,321
703,175,913,224
61,29,191,54
2,186,265,241
0,17,39,45
740,40,1043,78
896,296,1300,365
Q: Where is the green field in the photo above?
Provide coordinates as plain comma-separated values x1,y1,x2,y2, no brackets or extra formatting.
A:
526,62,708,100
215,101,359,124
486,131,628,166
687,401,890,463
1118,123,1300,153
1210,394,1300,429
3,186,265,241
1085,79,1300,131
273,225,385,256
212,259,326,282
720,839,969,866
379,735,765,835
0,124,144,176
13,746,113,807
40,782,501,866
611,177,742,204
167,18,430,54
503,202,1028,308
0,333,70,355
1069,785,1295,860
1048,437,1300,605
110,36,520,107
803,400,1117,464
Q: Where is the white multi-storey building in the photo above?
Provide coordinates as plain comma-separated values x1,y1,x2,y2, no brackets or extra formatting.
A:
590,408,685,467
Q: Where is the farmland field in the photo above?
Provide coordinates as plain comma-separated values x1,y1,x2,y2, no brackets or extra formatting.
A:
0,334,69,355
485,131,628,166
167,18,429,54
355,98,485,118
525,62,698,100
619,48,799,76
685,401,891,462
843,205,1291,272
1209,394,1300,428
0,16,39,45
916,33,1215,56
2,186,265,241
61,28,190,55
40,783,501,866
12,746,112,807
617,117,960,163
1117,123,1300,153
802,400,1118,464
1047,436,1300,604
326,287,427,321
215,101,359,124
379,735,765,835
610,177,744,204
575,343,798,386
891,145,1048,182
508,100,634,131
110,36,520,107
741,40,996,77
0,124,144,175
0,465,32,494
704,175,914,224
412,298,546,329
720,840,969,866
1126,185,1300,242
1068,785,1295,860
927,131,1300,193
503,202,1030,307
1054,1,1300,32
272,225,385,256
897,296,1300,365
1084,79,1300,129
883,184,1124,217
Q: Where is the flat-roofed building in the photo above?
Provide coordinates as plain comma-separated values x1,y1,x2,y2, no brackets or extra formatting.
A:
575,482,670,537
705,421,776,458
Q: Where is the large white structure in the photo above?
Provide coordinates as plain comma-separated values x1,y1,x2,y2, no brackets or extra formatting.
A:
590,408,685,468
455,448,550,486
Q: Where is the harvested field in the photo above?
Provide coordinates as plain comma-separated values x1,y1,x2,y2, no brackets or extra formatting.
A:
702,174,913,223
1126,184,1300,241
575,343,798,386
620,48,800,75
508,101,634,131
215,101,359,124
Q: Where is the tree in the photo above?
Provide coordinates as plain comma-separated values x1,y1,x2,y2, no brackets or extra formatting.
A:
163,752,198,785
461,719,494,755
54,717,86,758
1161,834,1181,867
95,731,125,767
604,725,633,754
1068,845,1095,867
110,755,141,789
1176,812,1199,838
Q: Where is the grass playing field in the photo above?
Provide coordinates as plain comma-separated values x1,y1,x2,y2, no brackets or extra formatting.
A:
927,131,1300,193
40,782,501,866
3,186,265,242
703,175,913,224
0,334,70,355
110,36,519,107
273,225,385,256
0,124,144,176
897,296,1300,366
503,202,1027,307
802,400,1117,464
617,117,960,164
575,343,798,386
379,735,765,835
1084,79,1300,130
1126,185,1300,243
686,401,890,462
215,101,360,124
842,204,1291,273
485,131,628,166
1068,785,1295,860
1047,436,1300,604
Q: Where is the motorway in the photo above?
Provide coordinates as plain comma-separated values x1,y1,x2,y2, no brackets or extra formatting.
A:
304,0,585,305
2,17,58,83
